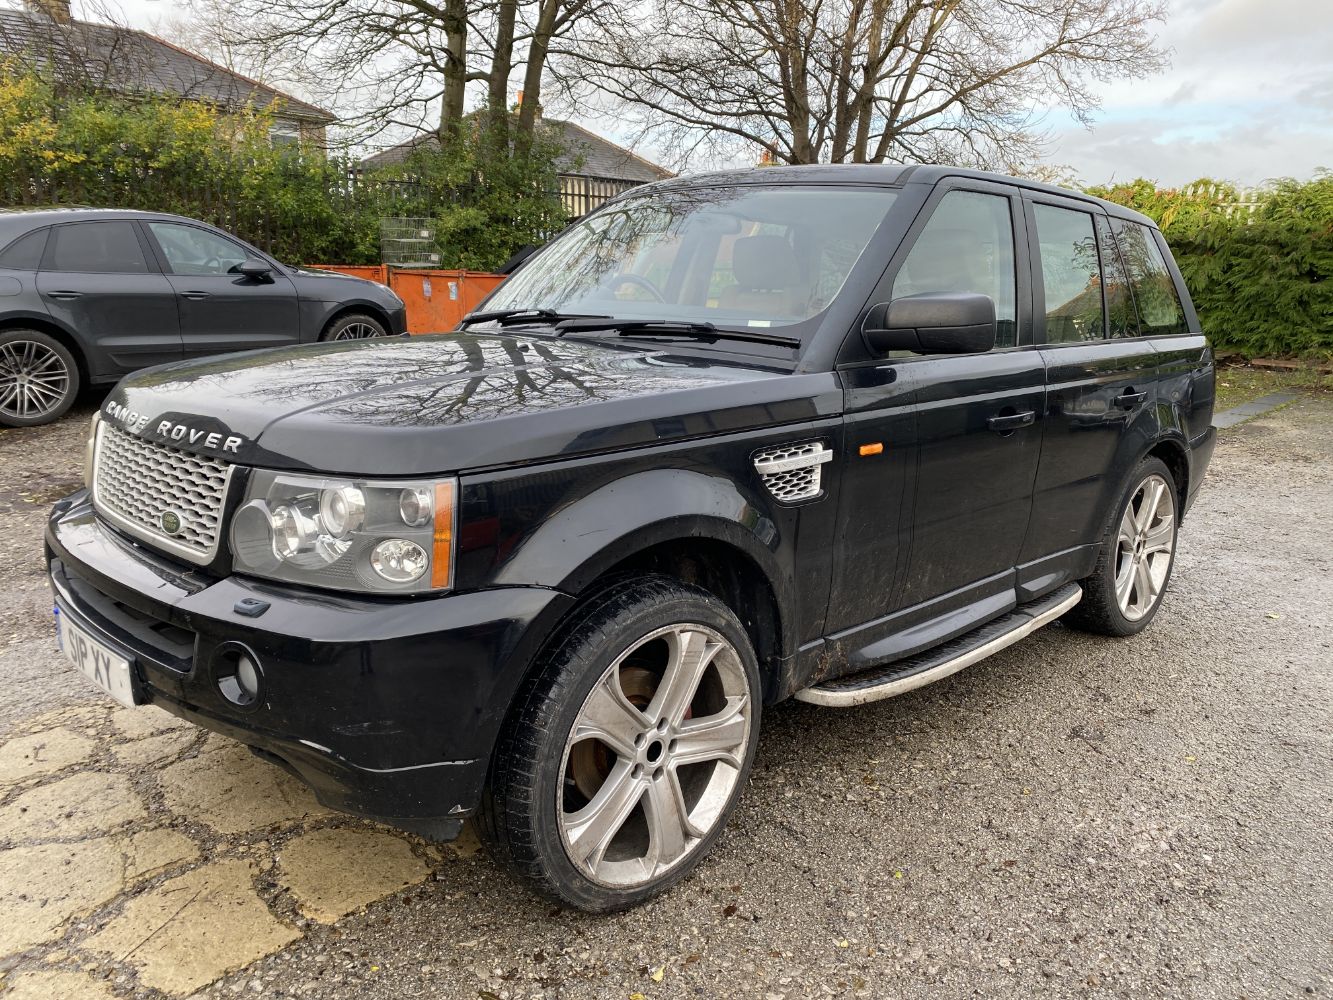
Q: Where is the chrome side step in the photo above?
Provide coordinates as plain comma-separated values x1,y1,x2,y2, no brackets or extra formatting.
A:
794,584,1083,708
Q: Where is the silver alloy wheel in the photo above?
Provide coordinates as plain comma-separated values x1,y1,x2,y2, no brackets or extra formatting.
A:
1114,473,1176,622
0,340,71,421
331,321,383,341
557,623,752,888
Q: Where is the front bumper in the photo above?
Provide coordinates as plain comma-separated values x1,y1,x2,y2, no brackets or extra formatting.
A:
46,494,572,837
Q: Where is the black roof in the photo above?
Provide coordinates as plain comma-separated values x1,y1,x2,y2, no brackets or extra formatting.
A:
636,163,1158,228
0,9,334,123
0,206,210,239
361,118,674,184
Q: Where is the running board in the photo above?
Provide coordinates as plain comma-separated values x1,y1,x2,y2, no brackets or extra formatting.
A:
794,583,1083,707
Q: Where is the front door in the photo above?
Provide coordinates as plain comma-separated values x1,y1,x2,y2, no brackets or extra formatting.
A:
1018,196,1165,592
142,221,301,358
36,220,182,377
828,181,1044,670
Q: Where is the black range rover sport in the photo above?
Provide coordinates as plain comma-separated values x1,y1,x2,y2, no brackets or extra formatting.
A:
45,165,1215,912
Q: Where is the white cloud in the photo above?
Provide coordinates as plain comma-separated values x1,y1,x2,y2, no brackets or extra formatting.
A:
1047,0,1333,186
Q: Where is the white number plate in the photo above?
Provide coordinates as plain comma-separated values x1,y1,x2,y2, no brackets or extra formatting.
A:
55,605,141,709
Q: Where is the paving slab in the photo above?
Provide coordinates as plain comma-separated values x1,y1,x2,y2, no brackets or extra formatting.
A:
157,740,330,836
0,828,197,956
82,858,299,995
0,727,94,787
0,771,145,842
1211,390,1301,428
109,728,197,769
278,827,432,923
1,969,119,1000
109,705,194,741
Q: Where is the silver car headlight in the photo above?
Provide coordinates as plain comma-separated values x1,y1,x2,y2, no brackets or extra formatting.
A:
229,470,456,594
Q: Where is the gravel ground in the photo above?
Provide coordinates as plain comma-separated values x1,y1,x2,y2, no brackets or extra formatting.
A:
0,390,1330,1000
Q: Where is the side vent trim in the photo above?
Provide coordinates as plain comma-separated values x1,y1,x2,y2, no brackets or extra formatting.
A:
753,441,833,503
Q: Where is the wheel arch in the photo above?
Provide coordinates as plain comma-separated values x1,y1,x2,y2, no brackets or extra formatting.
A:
1145,436,1189,516
318,302,392,340
0,314,89,384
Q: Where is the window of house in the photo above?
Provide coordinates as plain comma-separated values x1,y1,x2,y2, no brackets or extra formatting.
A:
147,223,251,277
1112,219,1189,336
1033,204,1104,343
891,190,1018,348
44,222,150,274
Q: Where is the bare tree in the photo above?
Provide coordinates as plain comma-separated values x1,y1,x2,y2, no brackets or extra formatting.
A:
193,0,608,145
558,0,1169,171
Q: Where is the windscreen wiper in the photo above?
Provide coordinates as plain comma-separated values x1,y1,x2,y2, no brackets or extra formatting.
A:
553,317,801,349
458,308,613,328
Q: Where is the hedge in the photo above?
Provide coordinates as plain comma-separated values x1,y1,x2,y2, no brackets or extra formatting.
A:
1088,175,1333,359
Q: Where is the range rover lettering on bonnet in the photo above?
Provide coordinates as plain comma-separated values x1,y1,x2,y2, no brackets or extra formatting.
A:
103,401,244,454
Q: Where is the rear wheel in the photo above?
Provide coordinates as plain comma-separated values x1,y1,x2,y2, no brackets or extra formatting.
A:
0,330,80,427
1067,456,1179,636
321,313,388,341
479,577,761,913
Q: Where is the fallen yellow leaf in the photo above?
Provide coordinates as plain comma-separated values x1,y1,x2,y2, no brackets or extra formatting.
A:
837,939,850,948
651,967,665,983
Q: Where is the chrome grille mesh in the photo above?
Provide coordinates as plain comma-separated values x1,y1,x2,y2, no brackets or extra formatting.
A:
93,424,232,562
753,441,833,503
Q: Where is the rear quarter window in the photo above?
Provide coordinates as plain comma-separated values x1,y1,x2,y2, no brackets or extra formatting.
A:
0,228,49,270
1112,219,1189,336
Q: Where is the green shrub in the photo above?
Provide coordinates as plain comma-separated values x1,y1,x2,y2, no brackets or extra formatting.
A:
1089,174,1333,359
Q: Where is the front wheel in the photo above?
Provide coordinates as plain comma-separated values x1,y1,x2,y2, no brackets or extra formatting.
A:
1067,456,1179,636
0,330,80,427
321,312,388,342
479,577,761,913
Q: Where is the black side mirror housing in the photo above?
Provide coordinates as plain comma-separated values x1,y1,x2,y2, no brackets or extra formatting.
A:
236,258,274,282
862,292,997,356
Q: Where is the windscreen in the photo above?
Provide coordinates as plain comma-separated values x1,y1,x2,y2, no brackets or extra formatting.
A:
486,185,898,335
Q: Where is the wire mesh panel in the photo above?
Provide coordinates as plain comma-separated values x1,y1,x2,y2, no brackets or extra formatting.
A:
379,217,441,266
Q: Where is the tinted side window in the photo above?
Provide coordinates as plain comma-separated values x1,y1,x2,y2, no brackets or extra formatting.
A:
1033,204,1104,343
45,222,150,274
892,190,1018,348
1113,220,1188,336
0,228,49,270
1096,216,1138,339
147,222,251,276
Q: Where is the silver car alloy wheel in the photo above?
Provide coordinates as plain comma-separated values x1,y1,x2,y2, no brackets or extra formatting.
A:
1115,472,1176,622
0,340,71,420
557,623,752,888
332,321,383,341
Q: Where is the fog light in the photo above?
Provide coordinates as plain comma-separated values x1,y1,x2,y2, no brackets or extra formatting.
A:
370,538,428,583
216,647,263,709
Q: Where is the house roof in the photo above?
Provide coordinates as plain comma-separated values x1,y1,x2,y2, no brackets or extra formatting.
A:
0,8,334,123
360,118,674,183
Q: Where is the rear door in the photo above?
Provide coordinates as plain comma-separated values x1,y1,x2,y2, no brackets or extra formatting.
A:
1018,194,1163,593
36,220,182,377
828,179,1044,667
141,221,301,358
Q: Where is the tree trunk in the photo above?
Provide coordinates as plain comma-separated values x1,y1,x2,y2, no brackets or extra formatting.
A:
440,0,469,137
486,0,519,148
517,0,561,139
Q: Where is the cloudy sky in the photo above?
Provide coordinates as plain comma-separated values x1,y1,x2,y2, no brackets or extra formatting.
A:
101,0,1333,189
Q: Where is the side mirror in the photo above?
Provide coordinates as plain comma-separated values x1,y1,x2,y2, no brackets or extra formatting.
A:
862,292,996,356
236,258,273,282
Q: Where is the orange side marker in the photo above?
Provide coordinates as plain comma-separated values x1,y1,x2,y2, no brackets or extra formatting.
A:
859,442,885,457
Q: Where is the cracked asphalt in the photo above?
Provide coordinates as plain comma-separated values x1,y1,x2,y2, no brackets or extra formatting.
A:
0,390,1329,1000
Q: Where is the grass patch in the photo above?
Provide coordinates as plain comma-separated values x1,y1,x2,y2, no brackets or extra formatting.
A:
1214,364,1333,412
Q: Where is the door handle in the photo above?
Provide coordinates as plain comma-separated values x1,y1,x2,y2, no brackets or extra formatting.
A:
45,290,82,300
181,291,211,300
1115,389,1146,409
987,410,1036,433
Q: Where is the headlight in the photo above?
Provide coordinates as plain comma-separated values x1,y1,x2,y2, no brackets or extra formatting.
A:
84,412,102,488
229,471,456,594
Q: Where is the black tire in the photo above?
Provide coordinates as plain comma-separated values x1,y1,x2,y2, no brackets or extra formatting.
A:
478,576,762,913
1066,456,1179,637
0,329,80,428
320,312,388,342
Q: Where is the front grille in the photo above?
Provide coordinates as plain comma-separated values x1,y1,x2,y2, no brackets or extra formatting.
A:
753,441,833,503
93,424,234,564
